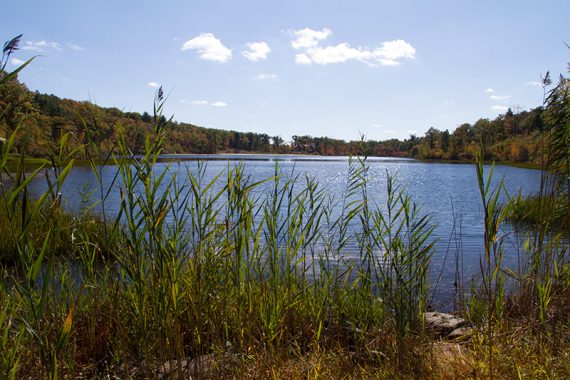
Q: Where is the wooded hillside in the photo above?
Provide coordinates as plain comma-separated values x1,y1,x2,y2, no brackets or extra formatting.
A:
0,74,546,163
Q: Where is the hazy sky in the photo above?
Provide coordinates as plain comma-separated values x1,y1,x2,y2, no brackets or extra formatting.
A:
4,0,569,141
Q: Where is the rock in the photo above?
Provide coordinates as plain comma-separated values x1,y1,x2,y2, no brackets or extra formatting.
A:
446,326,474,339
425,312,469,337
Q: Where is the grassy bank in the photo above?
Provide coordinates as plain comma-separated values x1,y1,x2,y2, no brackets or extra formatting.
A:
508,194,570,232
418,157,542,170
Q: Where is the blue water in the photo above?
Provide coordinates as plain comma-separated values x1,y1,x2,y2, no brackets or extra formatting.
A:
29,155,542,309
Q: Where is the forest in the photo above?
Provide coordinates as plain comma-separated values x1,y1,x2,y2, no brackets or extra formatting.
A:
0,72,548,163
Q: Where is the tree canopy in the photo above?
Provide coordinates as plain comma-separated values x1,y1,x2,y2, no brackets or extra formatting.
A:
0,74,551,164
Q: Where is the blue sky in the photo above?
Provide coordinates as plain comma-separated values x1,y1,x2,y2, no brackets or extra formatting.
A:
4,0,569,141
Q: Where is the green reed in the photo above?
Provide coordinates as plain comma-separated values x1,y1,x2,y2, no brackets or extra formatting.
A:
1,92,567,377
0,122,79,379
0,44,437,375
474,158,508,379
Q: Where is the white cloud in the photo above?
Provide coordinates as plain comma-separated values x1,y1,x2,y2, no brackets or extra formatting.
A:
491,105,509,112
290,28,332,49
181,33,232,63
66,43,84,51
254,73,277,80
259,102,269,107
295,53,312,65
374,40,416,61
242,41,270,61
10,58,25,66
489,95,511,101
485,88,495,93
306,43,364,65
147,82,160,88
526,81,542,87
21,40,61,52
299,40,415,66
290,28,415,67
17,40,83,53
191,100,227,107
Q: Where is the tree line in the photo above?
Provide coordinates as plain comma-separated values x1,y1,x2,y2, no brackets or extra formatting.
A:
0,73,548,163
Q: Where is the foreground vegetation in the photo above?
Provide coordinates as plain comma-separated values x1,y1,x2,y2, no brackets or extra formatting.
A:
1,35,569,379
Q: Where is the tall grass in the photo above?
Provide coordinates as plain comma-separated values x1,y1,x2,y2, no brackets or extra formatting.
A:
0,84,440,377
1,87,567,378
474,159,508,379
503,66,570,366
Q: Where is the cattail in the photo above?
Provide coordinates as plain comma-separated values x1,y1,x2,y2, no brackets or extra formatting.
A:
2,34,22,56
542,71,552,88
158,86,164,101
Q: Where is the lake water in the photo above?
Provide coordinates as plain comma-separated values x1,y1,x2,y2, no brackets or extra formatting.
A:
29,154,542,309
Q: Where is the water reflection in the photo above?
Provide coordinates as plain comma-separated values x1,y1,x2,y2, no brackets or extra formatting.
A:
27,156,542,308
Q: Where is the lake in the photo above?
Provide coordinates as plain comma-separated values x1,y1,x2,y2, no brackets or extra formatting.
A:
29,154,542,309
